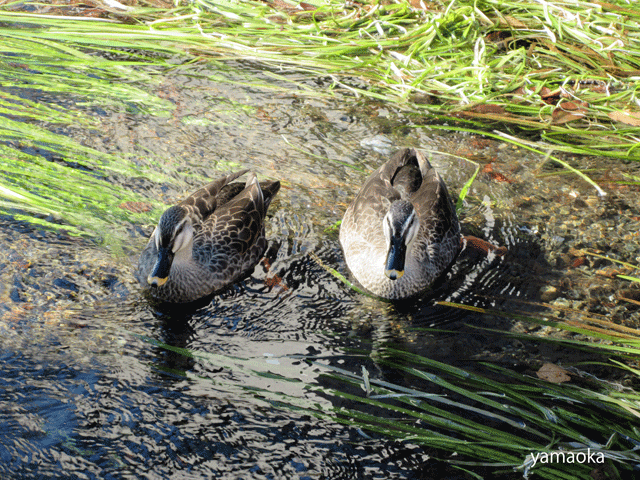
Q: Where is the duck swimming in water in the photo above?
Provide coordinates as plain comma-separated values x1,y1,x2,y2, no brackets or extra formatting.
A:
137,170,280,303
339,148,462,300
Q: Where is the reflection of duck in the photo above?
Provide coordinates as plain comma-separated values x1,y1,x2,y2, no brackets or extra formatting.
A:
340,148,462,300
136,170,280,303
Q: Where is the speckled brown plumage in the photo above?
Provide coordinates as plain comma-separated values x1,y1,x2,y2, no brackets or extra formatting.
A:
339,148,461,299
136,170,280,303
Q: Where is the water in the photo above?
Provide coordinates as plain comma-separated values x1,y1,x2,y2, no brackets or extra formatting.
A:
1,59,639,479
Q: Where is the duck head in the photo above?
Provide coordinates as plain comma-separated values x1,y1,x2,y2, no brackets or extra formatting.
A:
382,200,420,280
147,205,194,287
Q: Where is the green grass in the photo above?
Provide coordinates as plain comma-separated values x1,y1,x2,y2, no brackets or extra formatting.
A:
139,320,640,479
0,12,180,238
3,0,639,237
184,0,640,162
3,0,640,158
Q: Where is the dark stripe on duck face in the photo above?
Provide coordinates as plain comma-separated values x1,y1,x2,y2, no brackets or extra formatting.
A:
387,201,417,238
399,208,417,238
384,202,418,280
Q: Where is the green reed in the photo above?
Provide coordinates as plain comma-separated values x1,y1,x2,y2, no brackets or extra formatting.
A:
3,0,640,238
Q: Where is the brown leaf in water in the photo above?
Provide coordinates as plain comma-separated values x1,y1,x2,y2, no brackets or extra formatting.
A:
481,162,514,183
596,267,623,278
552,101,588,124
562,101,587,111
469,104,506,114
571,257,586,267
469,137,492,149
270,0,302,15
501,15,527,28
540,87,574,103
409,0,437,9
119,201,152,213
551,111,582,124
608,110,640,126
458,104,511,121
537,363,571,383
539,86,556,99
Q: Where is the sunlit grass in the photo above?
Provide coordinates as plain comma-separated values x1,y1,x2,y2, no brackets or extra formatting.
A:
0,14,179,238
3,0,639,236
2,0,640,160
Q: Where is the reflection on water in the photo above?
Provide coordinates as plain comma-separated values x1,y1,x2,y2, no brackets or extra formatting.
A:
1,59,637,478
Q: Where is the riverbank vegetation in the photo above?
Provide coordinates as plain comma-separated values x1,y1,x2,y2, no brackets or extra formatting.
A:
2,0,640,229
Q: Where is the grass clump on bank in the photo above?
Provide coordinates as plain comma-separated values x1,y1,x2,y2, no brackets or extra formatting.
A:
1,0,637,228
188,0,640,158
3,0,640,159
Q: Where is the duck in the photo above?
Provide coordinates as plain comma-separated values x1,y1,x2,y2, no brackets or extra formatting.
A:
339,148,462,300
136,170,280,303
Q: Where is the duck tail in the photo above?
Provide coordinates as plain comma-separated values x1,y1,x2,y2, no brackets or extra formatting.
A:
260,180,281,209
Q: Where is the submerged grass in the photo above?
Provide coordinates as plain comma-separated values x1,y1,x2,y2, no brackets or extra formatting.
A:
0,14,180,239
2,0,640,152
140,322,640,479
2,0,638,235
162,0,640,163
332,324,640,479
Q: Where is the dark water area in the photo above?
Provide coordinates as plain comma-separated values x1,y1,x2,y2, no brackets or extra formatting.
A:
1,59,640,479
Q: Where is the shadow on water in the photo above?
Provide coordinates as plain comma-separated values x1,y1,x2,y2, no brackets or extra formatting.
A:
336,220,553,367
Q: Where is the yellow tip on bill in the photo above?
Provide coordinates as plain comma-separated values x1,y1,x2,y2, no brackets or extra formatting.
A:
147,275,168,287
385,269,404,280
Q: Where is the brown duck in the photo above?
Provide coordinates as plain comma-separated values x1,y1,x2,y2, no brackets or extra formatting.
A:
340,148,504,300
137,170,280,303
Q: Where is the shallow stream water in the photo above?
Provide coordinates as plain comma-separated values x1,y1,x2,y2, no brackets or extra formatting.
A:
1,60,640,479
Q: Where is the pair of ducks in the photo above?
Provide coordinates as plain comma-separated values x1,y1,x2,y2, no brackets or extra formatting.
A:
136,148,463,303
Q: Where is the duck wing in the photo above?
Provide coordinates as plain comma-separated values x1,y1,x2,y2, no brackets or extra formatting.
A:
195,174,280,258
409,150,459,242
179,169,250,221
347,151,404,222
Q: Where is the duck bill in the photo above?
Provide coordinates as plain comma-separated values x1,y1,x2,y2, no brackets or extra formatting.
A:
147,247,173,287
384,236,406,280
